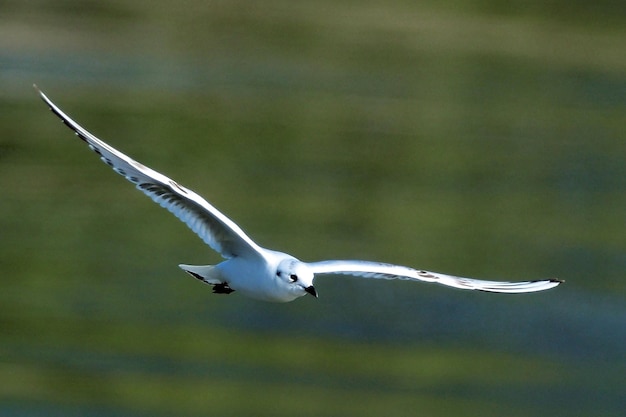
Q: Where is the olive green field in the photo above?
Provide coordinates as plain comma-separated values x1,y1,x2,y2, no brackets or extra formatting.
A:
1,1,624,416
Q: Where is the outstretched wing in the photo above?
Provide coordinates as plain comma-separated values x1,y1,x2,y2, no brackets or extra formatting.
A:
37,86,263,259
307,260,562,293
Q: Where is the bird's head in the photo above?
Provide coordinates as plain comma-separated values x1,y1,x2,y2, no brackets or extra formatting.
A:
276,258,317,298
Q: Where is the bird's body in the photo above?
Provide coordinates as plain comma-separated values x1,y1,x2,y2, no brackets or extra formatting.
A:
36,86,561,302
184,250,314,302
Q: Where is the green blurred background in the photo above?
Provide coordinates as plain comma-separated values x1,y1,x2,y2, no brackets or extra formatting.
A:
1,1,624,416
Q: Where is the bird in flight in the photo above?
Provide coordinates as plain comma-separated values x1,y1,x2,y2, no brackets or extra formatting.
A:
36,86,562,302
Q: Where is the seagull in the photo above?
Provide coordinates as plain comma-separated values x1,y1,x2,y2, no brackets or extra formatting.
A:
36,86,562,302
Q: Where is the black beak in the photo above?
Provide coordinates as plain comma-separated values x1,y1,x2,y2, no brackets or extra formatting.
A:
305,285,318,298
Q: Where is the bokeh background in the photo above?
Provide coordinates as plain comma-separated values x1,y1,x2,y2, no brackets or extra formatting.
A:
1,1,625,416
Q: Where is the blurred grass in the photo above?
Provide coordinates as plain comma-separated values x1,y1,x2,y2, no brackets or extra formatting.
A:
3,317,619,417
1,0,625,416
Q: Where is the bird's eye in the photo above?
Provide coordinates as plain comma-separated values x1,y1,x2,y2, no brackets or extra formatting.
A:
289,274,298,283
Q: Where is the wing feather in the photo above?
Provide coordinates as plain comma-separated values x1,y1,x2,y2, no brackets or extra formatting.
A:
36,86,262,259
307,260,562,293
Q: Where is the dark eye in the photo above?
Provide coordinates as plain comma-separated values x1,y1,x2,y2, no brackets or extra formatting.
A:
289,274,298,283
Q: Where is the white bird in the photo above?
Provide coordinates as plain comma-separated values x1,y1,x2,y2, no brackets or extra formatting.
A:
36,86,562,302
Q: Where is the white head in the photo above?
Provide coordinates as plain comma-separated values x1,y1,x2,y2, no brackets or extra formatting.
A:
276,258,317,299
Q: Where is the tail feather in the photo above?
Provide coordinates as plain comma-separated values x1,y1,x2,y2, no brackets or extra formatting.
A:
179,264,222,285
